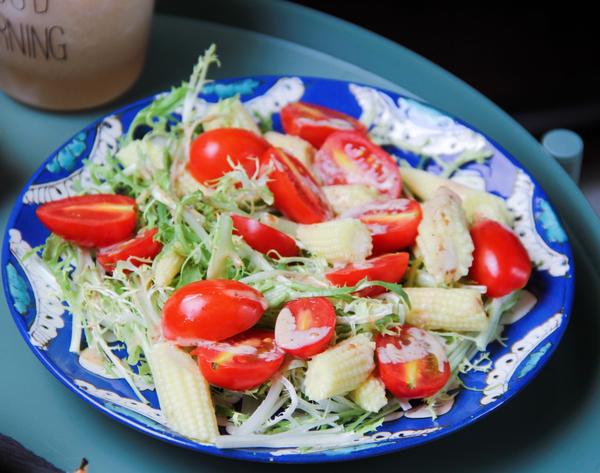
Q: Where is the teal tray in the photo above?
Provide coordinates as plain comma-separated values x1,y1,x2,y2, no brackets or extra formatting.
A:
1,2,599,471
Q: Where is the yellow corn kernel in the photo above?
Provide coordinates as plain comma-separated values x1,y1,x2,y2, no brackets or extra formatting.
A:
264,131,316,169
401,167,512,226
304,334,375,401
297,218,372,264
350,375,387,412
404,287,488,332
322,184,382,215
147,342,218,443
416,187,474,285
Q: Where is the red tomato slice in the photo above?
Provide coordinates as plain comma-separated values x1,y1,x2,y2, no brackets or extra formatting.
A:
346,199,422,255
231,214,299,258
326,252,409,297
194,329,284,391
376,325,450,399
162,280,268,342
36,194,136,248
188,128,269,184
469,219,532,298
260,147,333,224
96,228,162,272
280,101,367,148
314,131,402,198
274,297,336,359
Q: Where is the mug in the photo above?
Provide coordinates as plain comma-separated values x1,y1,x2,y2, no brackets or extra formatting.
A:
0,0,154,111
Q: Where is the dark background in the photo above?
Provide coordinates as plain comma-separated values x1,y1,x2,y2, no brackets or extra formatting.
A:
157,1,600,212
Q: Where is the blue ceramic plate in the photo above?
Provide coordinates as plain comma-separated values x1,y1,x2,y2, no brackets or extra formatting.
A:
1,76,574,463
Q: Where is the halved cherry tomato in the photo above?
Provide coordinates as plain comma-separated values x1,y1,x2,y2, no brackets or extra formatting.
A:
326,252,409,297
280,101,367,148
162,280,268,342
469,219,531,298
36,194,136,248
188,128,269,184
260,147,333,224
194,329,284,391
96,228,162,272
314,131,402,198
231,214,299,258
274,297,335,359
376,324,450,399
346,199,422,255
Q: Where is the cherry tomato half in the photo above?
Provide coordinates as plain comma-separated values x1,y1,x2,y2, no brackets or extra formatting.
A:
36,194,136,248
188,128,269,184
326,252,409,297
260,147,333,224
469,219,532,298
96,228,162,272
346,199,422,255
280,101,367,148
162,280,268,342
194,329,285,391
376,325,450,399
231,214,299,258
274,297,336,359
314,131,402,199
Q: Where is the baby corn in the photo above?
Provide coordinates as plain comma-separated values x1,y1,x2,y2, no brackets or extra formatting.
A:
297,218,372,264
350,375,387,413
322,184,382,215
264,131,316,169
401,167,512,226
415,187,474,285
304,334,375,401
404,287,488,332
202,97,261,135
153,244,185,287
148,342,219,443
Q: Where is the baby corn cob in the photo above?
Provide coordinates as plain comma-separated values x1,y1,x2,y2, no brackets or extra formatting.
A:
174,169,203,197
350,375,387,413
401,167,512,226
461,192,513,226
297,218,372,264
264,131,316,169
416,187,474,285
322,184,382,215
116,139,166,171
153,244,185,287
202,97,261,135
404,287,488,332
304,334,375,401
148,342,219,443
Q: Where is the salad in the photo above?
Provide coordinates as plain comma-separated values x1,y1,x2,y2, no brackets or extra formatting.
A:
33,45,532,450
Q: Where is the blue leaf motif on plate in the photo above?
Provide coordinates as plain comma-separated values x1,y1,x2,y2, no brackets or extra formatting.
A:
517,342,552,379
6,263,31,315
46,132,87,173
202,78,260,99
535,198,567,243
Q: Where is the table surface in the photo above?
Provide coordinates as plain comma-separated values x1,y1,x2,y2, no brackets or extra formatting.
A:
2,3,600,472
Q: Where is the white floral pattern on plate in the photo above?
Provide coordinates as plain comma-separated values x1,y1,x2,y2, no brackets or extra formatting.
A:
8,229,65,349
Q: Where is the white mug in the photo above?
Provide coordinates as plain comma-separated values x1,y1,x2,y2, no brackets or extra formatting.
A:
0,0,155,111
